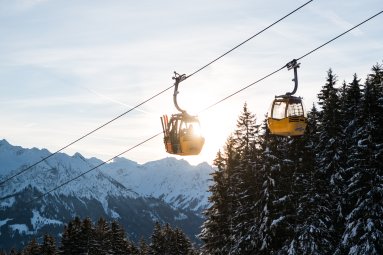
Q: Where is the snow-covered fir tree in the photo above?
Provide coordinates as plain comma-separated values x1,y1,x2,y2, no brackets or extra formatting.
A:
285,104,333,254
256,120,298,254
315,68,343,251
92,217,113,254
59,217,84,254
149,222,196,255
199,142,237,254
230,104,260,254
40,234,56,255
110,220,139,255
22,238,41,255
139,238,150,255
337,63,383,254
201,62,383,254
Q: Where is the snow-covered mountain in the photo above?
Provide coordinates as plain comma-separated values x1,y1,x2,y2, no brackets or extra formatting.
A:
0,139,214,250
98,157,213,213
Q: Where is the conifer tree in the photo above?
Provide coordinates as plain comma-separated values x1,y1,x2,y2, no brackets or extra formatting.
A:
284,104,333,254
165,226,176,254
276,131,313,253
200,137,238,254
59,217,84,254
340,74,362,128
8,248,21,255
40,234,56,255
162,223,178,254
110,221,127,254
92,217,113,255
128,242,140,255
313,69,342,251
223,133,241,254
139,238,150,255
174,228,195,255
337,74,363,224
229,103,260,254
72,217,94,254
149,222,195,255
149,222,165,254
338,63,383,254
23,238,41,255
233,103,258,157
255,118,297,254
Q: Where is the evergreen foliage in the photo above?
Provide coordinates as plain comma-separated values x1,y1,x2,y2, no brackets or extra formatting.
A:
10,217,196,255
199,142,237,254
139,238,150,255
337,63,383,254
149,222,195,255
41,234,56,255
23,238,41,255
201,62,383,254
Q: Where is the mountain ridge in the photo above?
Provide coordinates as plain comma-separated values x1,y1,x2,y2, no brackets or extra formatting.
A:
0,139,213,250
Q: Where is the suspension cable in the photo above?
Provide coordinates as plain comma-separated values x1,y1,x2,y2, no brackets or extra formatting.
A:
17,9,383,204
199,65,286,113
185,0,314,80
200,10,383,112
0,86,173,187
0,1,313,187
297,10,383,61
25,132,163,205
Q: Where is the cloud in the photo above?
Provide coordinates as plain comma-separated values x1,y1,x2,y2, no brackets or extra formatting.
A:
308,7,363,36
82,86,156,116
1,0,382,165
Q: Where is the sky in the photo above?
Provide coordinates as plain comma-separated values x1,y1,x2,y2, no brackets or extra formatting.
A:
0,0,382,166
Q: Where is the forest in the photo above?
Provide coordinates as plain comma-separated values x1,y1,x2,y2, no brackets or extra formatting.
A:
200,63,383,254
3,62,382,254
1,218,198,255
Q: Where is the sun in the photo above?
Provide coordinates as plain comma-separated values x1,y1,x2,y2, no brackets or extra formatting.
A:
182,107,237,165
169,83,240,165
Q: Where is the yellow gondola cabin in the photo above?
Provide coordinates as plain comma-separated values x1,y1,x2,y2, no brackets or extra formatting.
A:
268,96,307,136
267,59,307,136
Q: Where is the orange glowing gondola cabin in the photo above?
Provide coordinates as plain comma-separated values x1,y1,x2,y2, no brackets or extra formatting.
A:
160,72,205,155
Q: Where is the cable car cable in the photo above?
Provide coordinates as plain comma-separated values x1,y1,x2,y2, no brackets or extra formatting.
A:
18,9,383,204
296,10,383,61
184,0,314,80
199,65,286,113
0,86,174,187
24,132,163,205
199,10,383,113
0,2,313,187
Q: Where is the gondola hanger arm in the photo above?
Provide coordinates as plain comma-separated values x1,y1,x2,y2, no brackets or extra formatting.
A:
286,59,300,96
172,71,187,113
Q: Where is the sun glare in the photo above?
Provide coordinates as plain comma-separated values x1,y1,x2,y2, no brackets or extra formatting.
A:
180,107,237,165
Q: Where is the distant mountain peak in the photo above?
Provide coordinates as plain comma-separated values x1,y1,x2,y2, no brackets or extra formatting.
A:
0,139,213,213
0,139,213,250
0,138,10,146
72,152,85,160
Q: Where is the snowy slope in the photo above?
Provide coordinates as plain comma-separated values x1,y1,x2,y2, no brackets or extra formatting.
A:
101,157,213,212
0,139,138,208
0,139,213,212
0,139,214,250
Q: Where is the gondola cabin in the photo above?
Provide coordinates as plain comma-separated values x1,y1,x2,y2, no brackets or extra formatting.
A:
161,113,205,156
267,96,307,136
